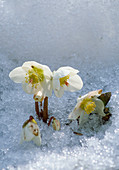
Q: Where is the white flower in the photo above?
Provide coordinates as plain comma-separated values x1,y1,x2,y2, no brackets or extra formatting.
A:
9,61,53,96
20,116,41,146
52,66,83,97
68,89,106,125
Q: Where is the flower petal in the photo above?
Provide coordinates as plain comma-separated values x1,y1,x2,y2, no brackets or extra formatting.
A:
23,123,35,141
22,82,42,94
87,89,102,98
92,97,106,117
54,87,64,98
53,68,70,80
52,77,60,91
59,66,79,75
32,135,41,146
42,64,53,78
68,106,83,120
41,78,52,97
22,61,43,72
68,110,80,120
77,94,88,103
66,75,83,92
78,111,89,125
9,67,26,83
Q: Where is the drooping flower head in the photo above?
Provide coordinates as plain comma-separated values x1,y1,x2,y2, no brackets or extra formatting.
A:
52,118,60,131
9,61,53,96
68,89,106,125
52,66,83,97
20,116,41,146
48,116,60,131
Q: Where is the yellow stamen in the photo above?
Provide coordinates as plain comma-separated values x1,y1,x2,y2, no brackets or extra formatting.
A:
25,65,44,88
59,75,70,87
80,97,96,114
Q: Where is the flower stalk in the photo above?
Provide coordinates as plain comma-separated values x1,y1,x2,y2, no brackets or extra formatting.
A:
40,101,43,118
43,97,48,123
35,98,48,123
48,116,55,126
35,101,40,120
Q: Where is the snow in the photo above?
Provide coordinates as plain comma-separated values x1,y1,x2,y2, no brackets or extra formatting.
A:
0,0,119,169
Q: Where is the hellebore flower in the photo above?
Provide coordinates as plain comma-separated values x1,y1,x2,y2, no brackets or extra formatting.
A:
52,66,83,97
9,61,52,96
68,89,106,125
20,116,41,146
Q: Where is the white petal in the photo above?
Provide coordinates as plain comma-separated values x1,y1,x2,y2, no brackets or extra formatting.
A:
78,111,89,125
68,107,81,120
22,82,42,94
23,124,35,141
45,81,52,97
33,135,41,146
66,75,83,92
53,67,77,81
77,94,88,103
22,61,52,79
54,87,64,98
42,64,53,78
22,61,43,72
41,78,52,97
68,98,89,124
53,69,70,80
9,67,26,83
58,66,79,75
92,98,106,117
52,78,60,91
87,89,102,98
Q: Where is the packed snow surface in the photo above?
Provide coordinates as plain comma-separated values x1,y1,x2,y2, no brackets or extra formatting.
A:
0,0,119,169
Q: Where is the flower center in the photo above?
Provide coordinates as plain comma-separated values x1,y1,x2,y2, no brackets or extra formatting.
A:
25,66,44,88
80,97,96,114
59,75,70,87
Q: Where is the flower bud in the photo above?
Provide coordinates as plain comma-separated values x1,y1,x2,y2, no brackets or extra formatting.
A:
20,116,41,146
52,118,60,131
33,91,44,102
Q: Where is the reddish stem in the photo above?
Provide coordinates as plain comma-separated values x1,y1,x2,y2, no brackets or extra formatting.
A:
48,116,55,126
43,97,48,123
40,101,43,118
35,101,40,120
